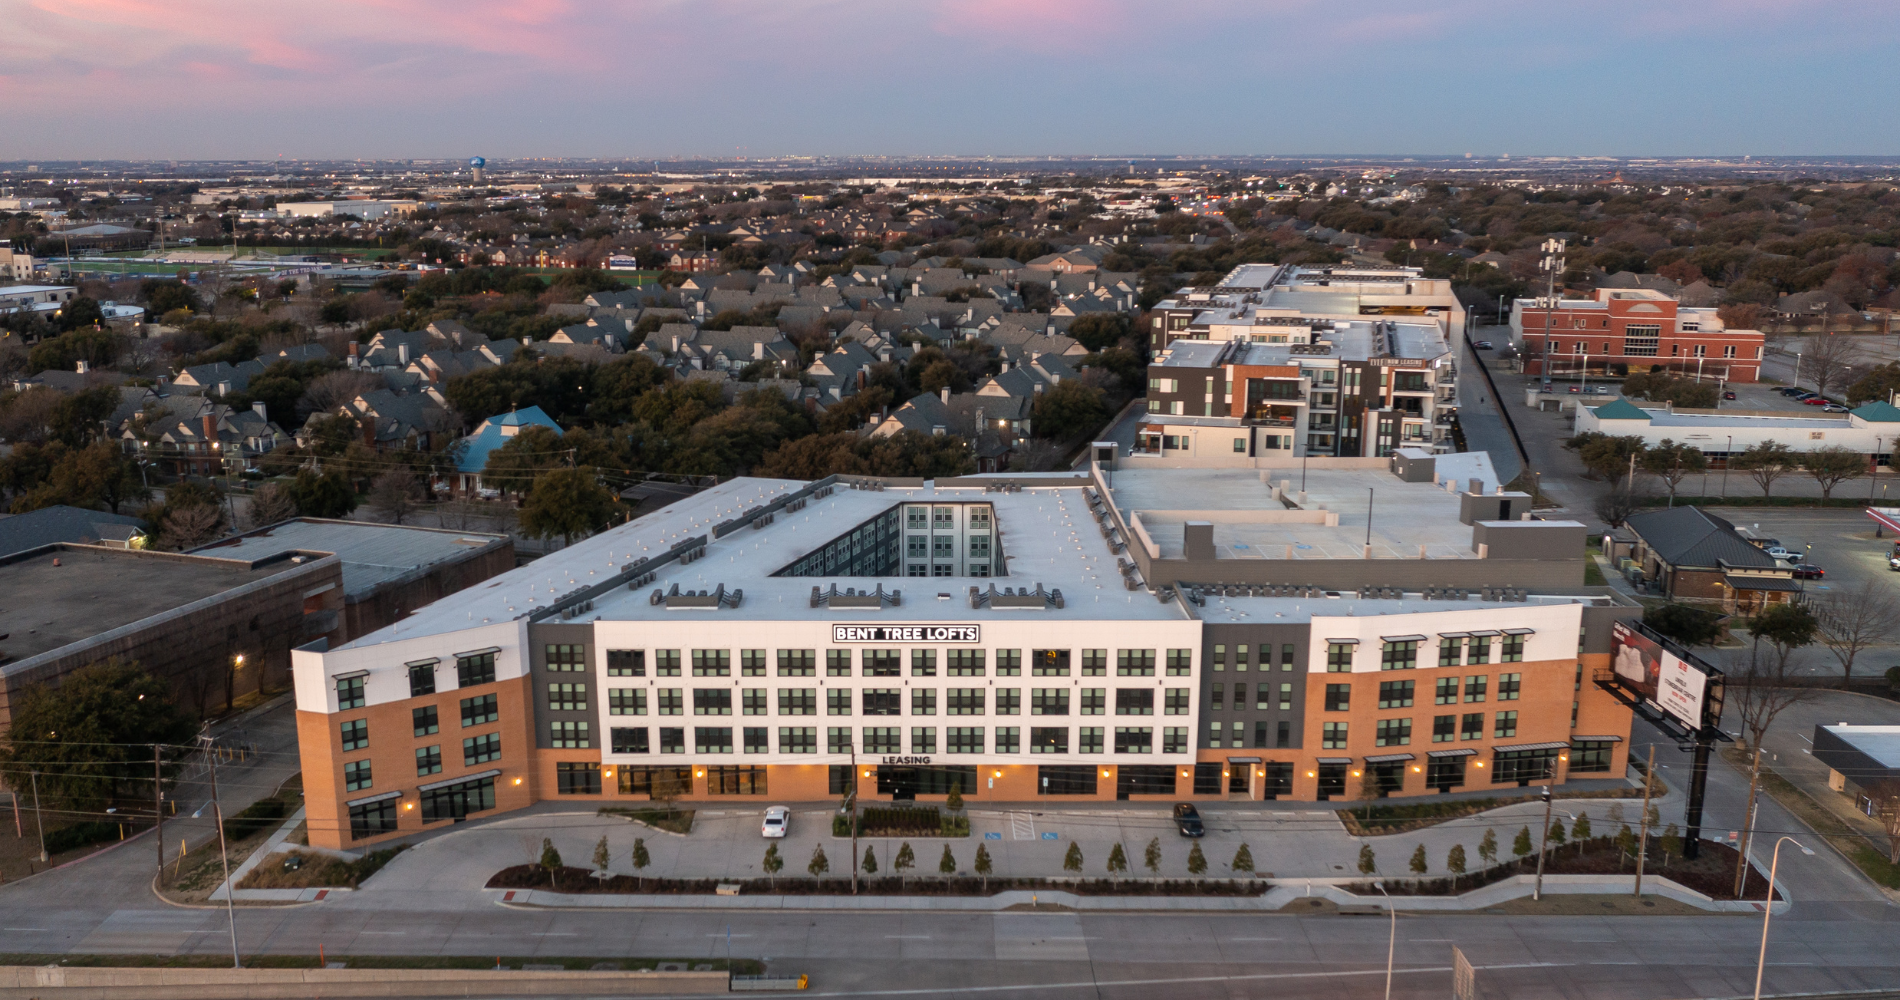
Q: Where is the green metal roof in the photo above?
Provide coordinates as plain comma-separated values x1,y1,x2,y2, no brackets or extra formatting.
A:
1591,397,1652,421
1850,400,1900,423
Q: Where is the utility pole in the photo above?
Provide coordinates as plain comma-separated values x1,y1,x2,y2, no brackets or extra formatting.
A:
204,736,241,968
153,744,165,884
1532,781,1554,900
1733,745,1765,898
1634,744,1656,897
30,771,46,864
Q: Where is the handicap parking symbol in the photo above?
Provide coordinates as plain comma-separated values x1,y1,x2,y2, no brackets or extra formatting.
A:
1041,832,1058,840
984,832,1002,840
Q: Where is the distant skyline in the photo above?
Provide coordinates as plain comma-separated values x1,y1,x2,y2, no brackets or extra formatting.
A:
4,0,1897,161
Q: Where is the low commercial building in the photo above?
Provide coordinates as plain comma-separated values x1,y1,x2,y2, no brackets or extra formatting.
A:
1511,288,1765,383
292,454,1634,849
1576,398,1900,471
1811,724,1900,819
1619,506,1799,612
277,201,420,221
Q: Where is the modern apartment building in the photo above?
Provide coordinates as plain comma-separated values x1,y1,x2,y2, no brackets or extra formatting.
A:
1148,262,1467,353
1511,288,1765,383
293,458,1634,849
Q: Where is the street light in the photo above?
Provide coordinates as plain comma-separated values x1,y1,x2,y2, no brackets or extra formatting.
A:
1371,881,1396,1000
1752,837,1814,1000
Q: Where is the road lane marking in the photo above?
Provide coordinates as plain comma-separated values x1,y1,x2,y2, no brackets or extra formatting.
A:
358,931,407,936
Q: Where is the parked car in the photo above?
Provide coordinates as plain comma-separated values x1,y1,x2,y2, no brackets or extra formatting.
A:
761,806,789,838
1589,385,1607,394
1804,397,1834,406
1779,387,1805,397
1823,404,1849,412
1723,391,1738,400
1889,553,1900,572
1567,384,1581,393
1473,340,1494,350
1173,802,1205,838
1793,564,1825,580
1764,545,1802,563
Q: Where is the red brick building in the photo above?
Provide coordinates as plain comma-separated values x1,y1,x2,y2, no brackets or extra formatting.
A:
1511,289,1764,383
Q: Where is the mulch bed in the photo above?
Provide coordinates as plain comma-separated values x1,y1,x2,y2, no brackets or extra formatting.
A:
487,866,1266,897
1351,838,1780,900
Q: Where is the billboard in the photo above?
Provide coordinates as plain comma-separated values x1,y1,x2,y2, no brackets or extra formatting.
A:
1610,620,1712,731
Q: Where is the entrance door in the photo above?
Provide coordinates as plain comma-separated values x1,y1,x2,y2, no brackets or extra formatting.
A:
1228,766,1251,799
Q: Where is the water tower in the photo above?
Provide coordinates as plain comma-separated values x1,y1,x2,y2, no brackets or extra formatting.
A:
469,156,486,184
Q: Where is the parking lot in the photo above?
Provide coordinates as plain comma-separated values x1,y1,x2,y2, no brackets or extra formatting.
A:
1719,508,1900,676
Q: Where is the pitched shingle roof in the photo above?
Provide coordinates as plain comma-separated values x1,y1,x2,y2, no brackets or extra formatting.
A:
1625,506,1780,570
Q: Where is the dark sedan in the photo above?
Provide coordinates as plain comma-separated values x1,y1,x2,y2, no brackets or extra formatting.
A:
1173,802,1205,838
1793,564,1824,580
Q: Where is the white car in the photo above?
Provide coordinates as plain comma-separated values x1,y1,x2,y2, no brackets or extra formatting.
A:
761,806,789,838
1764,546,1801,563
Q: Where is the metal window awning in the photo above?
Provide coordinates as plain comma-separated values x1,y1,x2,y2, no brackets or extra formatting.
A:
1427,748,1477,758
1570,735,1624,743
418,768,502,792
1502,628,1537,635
1437,631,1471,639
1315,757,1353,765
454,646,502,659
1226,756,1262,764
1324,638,1361,645
331,669,369,681
404,657,440,668
1465,629,1501,637
345,790,401,807
1380,635,1427,643
1492,741,1570,753
1364,753,1416,763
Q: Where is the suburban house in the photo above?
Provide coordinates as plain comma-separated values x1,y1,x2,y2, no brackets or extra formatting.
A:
447,406,563,496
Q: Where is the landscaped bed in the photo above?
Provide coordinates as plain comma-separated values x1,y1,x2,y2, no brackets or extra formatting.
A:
486,865,1266,897
598,806,694,835
833,806,969,838
1338,786,1651,836
235,846,405,890
1344,837,1778,901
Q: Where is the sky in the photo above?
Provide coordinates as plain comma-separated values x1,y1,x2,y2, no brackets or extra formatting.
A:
3,0,1898,161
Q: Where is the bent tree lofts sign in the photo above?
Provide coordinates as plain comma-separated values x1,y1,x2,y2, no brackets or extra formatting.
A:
832,625,980,643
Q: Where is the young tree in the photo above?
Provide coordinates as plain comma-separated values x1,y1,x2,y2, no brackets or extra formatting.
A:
1731,601,1819,895
944,784,964,812
1446,844,1467,889
894,841,916,889
540,838,563,888
807,844,830,880
1478,828,1498,868
938,844,957,876
1642,604,1727,648
1800,444,1866,500
520,467,619,546
1814,580,1900,685
1547,818,1567,854
1356,843,1378,876
1231,843,1255,876
632,837,650,891
1732,440,1799,498
1607,802,1626,826
364,467,423,524
1408,844,1428,876
1143,837,1162,876
861,845,878,875
761,843,782,887
1106,842,1128,879
1660,824,1682,867
1592,485,1656,527
1187,842,1208,876
1571,813,1593,854
160,502,227,551
974,844,993,892
650,768,687,817
1616,824,1638,865
592,835,611,875
1800,333,1863,400
1638,439,1708,505
1511,826,1534,861
1063,842,1084,874
244,481,298,528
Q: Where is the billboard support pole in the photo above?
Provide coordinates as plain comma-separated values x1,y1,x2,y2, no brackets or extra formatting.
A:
1683,734,1712,861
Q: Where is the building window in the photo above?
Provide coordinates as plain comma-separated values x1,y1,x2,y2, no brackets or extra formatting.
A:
1501,635,1525,663
1233,437,1247,452
609,689,646,716
994,649,1022,676
1432,715,1456,743
947,727,984,753
1570,740,1615,773
1375,718,1412,747
743,727,769,754
1080,649,1107,675
336,676,365,710
611,727,649,754
456,652,496,687
946,689,985,715
694,689,733,716
550,721,591,748
658,727,685,754
911,649,937,676
1434,676,1459,705
1494,711,1518,739
1165,649,1192,675
1464,675,1488,702
1378,680,1415,709
1030,727,1069,754
778,727,816,754
1381,640,1418,670
1466,636,1490,665
911,727,937,754
655,650,681,676
1162,727,1188,753
341,719,368,751
1078,688,1106,715
778,689,816,715
1324,684,1351,712
1034,649,1072,676
1211,682,1224,710
408,662,436,697
655,689,684,715
412,706,439,737
419,775,495,824
1493,747,1558,784
1321,722,1348,750
691,726,731,753
1276,721,1290,748
1155,687,1187,716
1461,712,1484,740
1114,727,1153,754
740,649,767,676
1624,324,1661,357
863,649,901,677
348,799,398,841
1498,673,1522,701
826,689,852,716
911,689,937,716
691,649,730,676
707,765,767,795
1326,643,1354,671
607,649,644,676
862,689,900,716
415,744,442,775
1438,638,1462,667
1031,689,1070,716
778,649,817,676
863,727,900,754
464,732,501,764
546,644,586,672
1078,727,1104,754
548,682,588,712
1117,649,1156,676
1115,689,1154,715
344,760,372,792
995,688,1021,715
946,649,984,676
460,694,498,727
557,762,601,795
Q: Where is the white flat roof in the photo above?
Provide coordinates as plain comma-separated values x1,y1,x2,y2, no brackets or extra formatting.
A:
1824,725,1900,768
